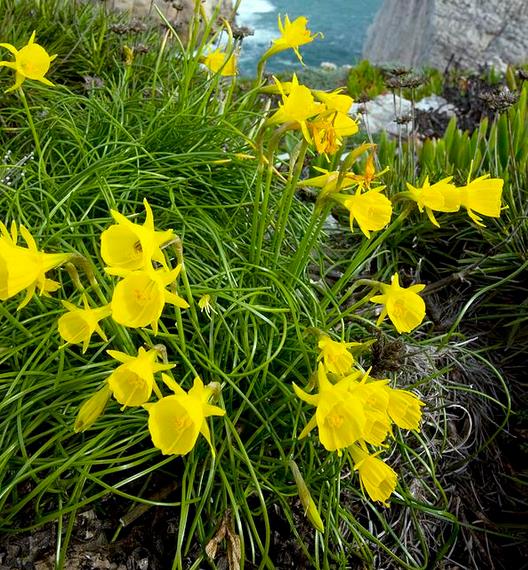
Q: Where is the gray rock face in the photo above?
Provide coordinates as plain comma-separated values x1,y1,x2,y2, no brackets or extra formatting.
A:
363,0,528,70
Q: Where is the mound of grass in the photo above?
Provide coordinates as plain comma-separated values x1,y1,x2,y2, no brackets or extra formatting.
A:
0,1,524,569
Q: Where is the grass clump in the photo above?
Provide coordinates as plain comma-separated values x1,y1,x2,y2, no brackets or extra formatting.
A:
0,1,523,569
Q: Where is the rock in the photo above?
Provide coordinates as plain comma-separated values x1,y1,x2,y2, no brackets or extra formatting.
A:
363,0,528,71
320,61,338,71
351,93,412,136
415,95,456,117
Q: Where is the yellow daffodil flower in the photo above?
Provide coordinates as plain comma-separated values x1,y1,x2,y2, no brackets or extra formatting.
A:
326,110,359,139
266,74,322,142
317,334,361,376
457,174,504,226
312,89,359,139
370,273,426,333
309,118,341,155
350,383,392,446
405,176,459,227
347,369,425,437
349,444,397,505
383,386,425,431
0,221,71,309
100,199,174,271
0,31,56,92
201,48,237,76
332,186,393,238
144,374,225,456
58,297,112,353
74,384,112,432
293,363,366,453
313,89,353,114
308,113,359,156
262,15,322,64
107,347,174,408
108,264,189,334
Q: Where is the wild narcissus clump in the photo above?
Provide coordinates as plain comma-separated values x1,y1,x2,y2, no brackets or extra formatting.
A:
293,337,424,504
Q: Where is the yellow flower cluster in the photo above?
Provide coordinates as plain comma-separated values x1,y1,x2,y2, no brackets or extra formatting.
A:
294,335,425,504
67,201,224,456
265,74,359,156
297,150,504,239
101,199,189,334
0,193,225,457
404,174,504,227
0,14,510,524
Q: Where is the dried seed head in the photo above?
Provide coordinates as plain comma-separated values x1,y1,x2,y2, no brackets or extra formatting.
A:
232,25,254,40
395,113,413,125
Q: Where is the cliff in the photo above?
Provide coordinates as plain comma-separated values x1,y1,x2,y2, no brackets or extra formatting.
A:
363,0,528,70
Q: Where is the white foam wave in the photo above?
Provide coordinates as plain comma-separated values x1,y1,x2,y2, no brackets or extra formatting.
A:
237,0,276,26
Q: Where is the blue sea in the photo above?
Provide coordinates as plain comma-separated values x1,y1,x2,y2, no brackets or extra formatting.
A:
236,0,384,75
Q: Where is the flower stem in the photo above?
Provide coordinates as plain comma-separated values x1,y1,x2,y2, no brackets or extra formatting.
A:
321,205,413,311
271,140,308,265
18,88,42,160
287,203,331,284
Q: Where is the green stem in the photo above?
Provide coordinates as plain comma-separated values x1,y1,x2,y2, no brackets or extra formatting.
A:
249,125,289,267
271,140,309,265
171,237,208,350
326,283,380,329
321,205,413,310
287,203,331,283
18,88,42,159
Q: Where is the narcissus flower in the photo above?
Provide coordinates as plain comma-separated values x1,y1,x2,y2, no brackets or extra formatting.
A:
108,264,189,334
349,377,392,446
370,273,426,333
383,386,424,431
313,89,359,139
0,221,71,309
58,297,112,353
101,199,174,271
74,384,112,432
201,48,237,76
308,112,359,155
317,334,360,376
107,347,174,408
266,74,322,142
144,374,225,456
313,89,354,115
262,15,322,64
405,177,459,227
293,363,366,453
332,186,392,238
309,118,341,155
457,174,504,226
349,444,397,505
0,31,57,92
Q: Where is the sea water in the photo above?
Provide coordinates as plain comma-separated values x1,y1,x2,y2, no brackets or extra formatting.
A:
236,0,384,74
